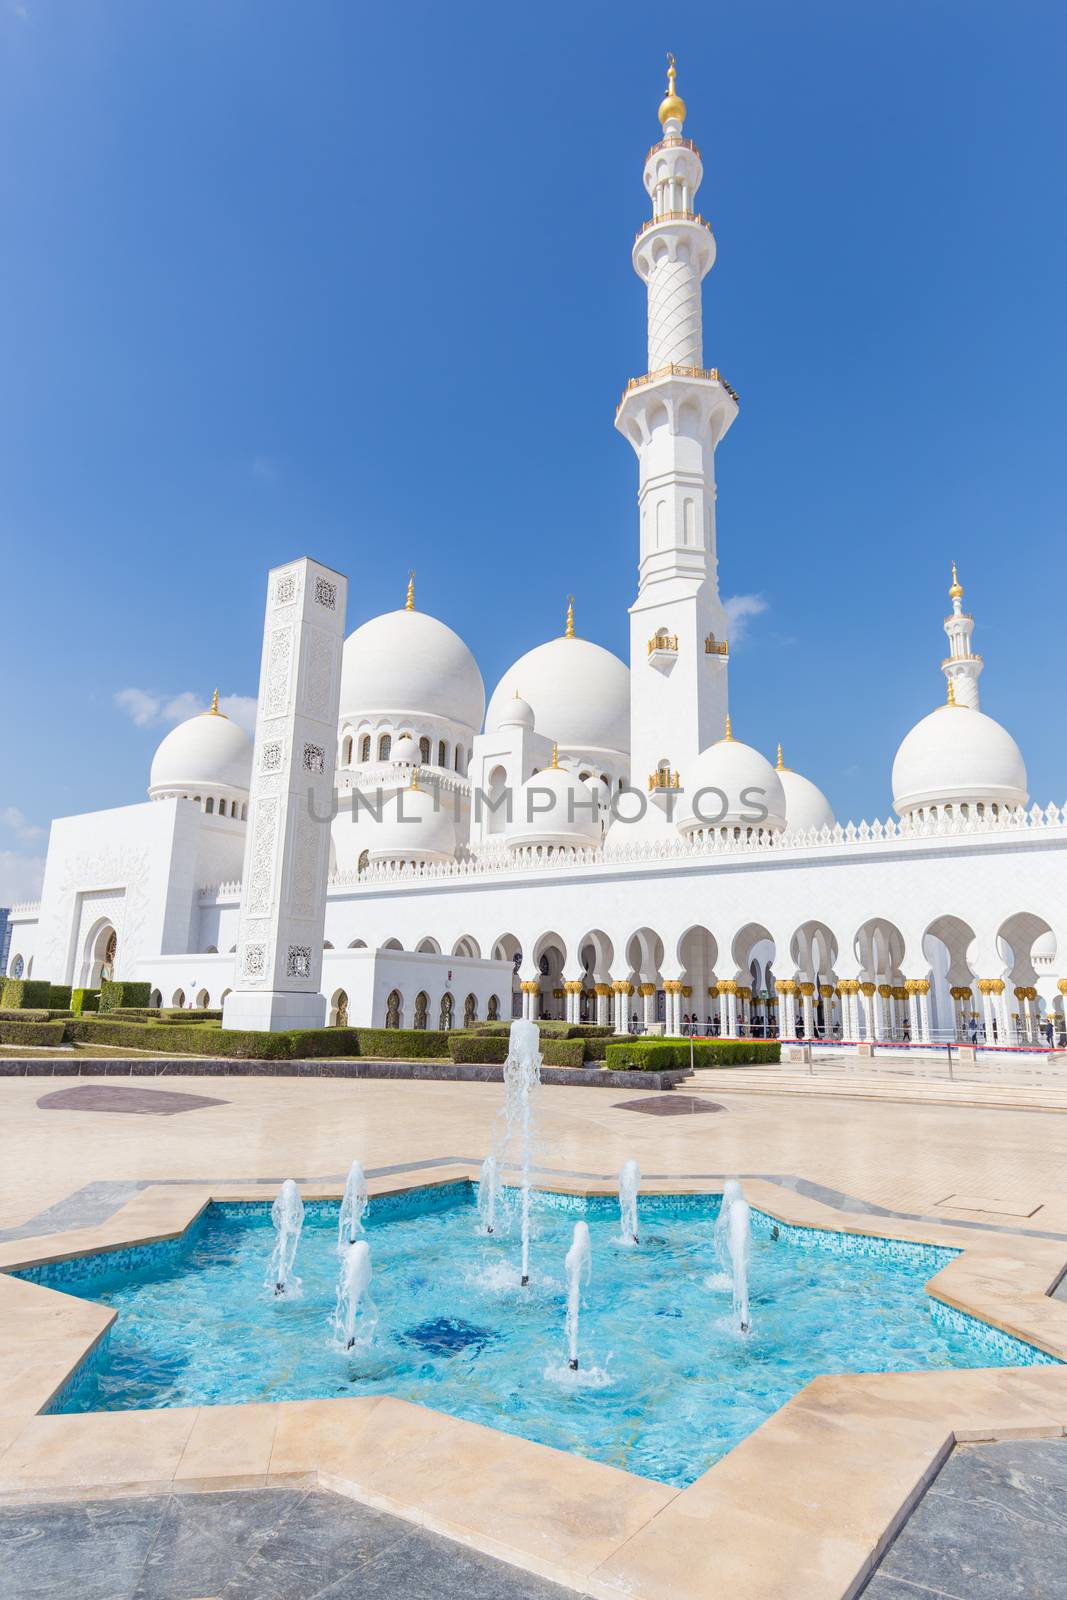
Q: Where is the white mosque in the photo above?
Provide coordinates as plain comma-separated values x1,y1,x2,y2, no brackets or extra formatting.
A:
8,63,1065,1048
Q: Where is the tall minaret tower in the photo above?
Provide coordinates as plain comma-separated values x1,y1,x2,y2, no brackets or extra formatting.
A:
942,563,983,709
616,57,739,795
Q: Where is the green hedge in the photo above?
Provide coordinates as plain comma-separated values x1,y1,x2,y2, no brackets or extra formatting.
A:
473,1021,613,1040
0,1008,50,1023
71,988,100,1015
0,1020,67,1046
581,1036,631,1062
0,979,52,1010
99,981,153,1014
541,1038,587,1068
604,1039,782,1071
67,1018,362,1060
355,1028,451,1059
47,985,73,1009
449,1034,509,1064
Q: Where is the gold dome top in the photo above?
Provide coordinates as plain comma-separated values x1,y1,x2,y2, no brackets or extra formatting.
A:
658,53,686,128
948,561,963,602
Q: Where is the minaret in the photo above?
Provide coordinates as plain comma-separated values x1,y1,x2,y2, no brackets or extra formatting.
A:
616,57,738,793
942,563,983,709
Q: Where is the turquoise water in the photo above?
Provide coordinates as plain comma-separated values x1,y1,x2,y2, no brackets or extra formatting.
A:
36,1184,1054,1487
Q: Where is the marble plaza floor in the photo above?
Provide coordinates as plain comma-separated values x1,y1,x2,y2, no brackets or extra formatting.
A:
1,1071,1067,1599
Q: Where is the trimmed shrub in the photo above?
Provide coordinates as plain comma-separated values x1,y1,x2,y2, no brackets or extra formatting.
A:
1,979,52,1010
449,1034,510,1064
580,1036,630,1062
47,985,73,1009
99,981,152,1014
159,1009,222,1022
0,1020,68,1046
354,1028,451,1059
540,1038,587,1068
71,988,100,1015
0,1008,51,1023
604,1038,781,1072
472,1021,612,1040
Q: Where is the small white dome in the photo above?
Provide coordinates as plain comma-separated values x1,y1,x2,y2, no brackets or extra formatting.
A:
340,608,485,733
392,735,420,764
493,692,536,732
486,635,629,757
892,703,1027,818
149,707,253,799
678,731,786,834
507,763,603,851
778,764,836,833
604,792,680,852
365,780,457,864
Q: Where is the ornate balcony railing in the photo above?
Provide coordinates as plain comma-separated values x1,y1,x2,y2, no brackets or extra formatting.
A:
617,364,740,411
648,632,679,655
635,209,711,241
705,635,729,657
644,135,701,164
648,768,681,792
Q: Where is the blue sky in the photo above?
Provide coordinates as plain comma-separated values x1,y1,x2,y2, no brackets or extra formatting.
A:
1,1,1064,900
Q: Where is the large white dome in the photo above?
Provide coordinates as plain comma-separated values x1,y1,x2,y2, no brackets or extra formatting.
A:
366,781,457,864
892,702,1027,818
340,609,485,733
507,764,603,851
486,636,629,757
678,730,787,834
149,706,253,799
778,763,836,834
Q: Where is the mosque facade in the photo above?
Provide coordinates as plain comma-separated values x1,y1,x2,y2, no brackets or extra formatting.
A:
7,65,1066,1047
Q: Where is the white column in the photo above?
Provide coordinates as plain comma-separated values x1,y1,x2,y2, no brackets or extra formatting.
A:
723,985,738,1037
917,984,932,1045
778,985,797,1039
800,986,815,1039
994,983,1011,1046
640,984,657,1028
979,983,997,1044
596,985,611,1027
224,557,347,1033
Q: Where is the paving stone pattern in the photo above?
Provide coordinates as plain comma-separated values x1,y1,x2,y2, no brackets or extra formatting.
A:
0,1487,586,1600
862,1439,1067,1599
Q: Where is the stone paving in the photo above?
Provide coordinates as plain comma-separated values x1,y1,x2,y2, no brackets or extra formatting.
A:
0,1486,581,1600
862,1438,1067,1598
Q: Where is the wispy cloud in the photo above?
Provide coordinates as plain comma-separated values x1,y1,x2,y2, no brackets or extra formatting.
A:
723,592,768,645
0,850,45,905
114,688,257,738
8,3,29,22
0,806,44,846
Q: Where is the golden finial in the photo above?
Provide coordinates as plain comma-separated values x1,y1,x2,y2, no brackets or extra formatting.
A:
564,595,575,639
405,570,416,611
776,741,784,771
945,677,958,707
658,51,687,128
948,561,963,602
410,765,420,791
723,713,733,742
209,687,219,715
551,742,560,769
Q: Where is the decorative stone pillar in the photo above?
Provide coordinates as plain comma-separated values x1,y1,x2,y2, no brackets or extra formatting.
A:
595,982,612,1028
1014,986,1037,1045
798,982,815,1039
891,985,907,1039
977,978,997,1043
563,980,583,1024
904,978,931,1044
776,980,797,1039
877,983,892,1040
661,978,680,1034
612,979,634,1033
520,979,541,1022
836,979,858,1040
719,979,738,1037
949,986,971,1038
820,983,838,1040
859,981,877,1040
992,979,1010,1045
224,557,347,1033
638,982,657,1028
707,982,720,1034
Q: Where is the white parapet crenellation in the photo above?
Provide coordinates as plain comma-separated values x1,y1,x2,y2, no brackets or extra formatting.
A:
222,557,348,1032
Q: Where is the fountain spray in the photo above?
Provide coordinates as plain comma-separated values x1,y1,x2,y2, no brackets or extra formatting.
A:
564,1221,592,1370
478,1154,501,1234
618,1159,641,1244
503,1018,541,1285
269,1179,304,1296
714,1178,743,1273
338,1160,369,1254
334,1239,374,1350
728,1199,752,1334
